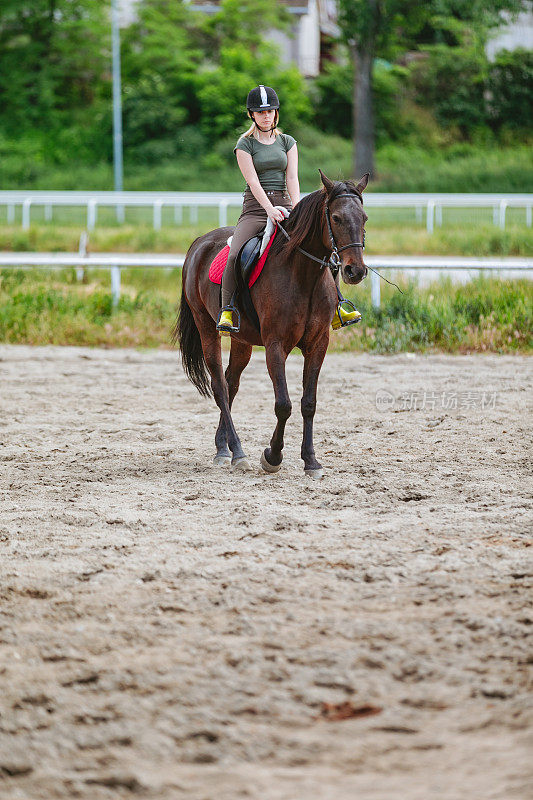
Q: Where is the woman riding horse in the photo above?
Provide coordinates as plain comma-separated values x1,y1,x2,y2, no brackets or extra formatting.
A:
217,85,361,334
176,161,369,476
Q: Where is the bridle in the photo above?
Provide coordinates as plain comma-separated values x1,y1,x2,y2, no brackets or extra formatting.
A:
276,188,403,296
325,192,365,270
276,191,365,273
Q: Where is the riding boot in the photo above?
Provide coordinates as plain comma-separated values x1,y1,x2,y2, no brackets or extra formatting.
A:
218,267,239,335
332,273,362,330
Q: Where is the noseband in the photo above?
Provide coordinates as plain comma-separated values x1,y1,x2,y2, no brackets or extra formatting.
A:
325,192,365,269
276,190,365,272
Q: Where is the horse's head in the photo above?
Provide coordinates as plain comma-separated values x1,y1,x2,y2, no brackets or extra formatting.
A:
319,170,369,285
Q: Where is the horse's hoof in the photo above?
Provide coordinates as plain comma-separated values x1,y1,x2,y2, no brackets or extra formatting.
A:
232,457,252,472
213,454,232,467
260,450,282,473
305,468,324,480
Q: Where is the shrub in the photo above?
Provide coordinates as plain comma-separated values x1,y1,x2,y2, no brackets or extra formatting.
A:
311,58,411,143
122,75,188,159
372,61,410,144
410,44,488,134
487,48,533,132
311,62,352,138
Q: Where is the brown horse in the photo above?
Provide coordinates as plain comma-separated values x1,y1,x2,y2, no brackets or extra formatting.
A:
174,170,369,478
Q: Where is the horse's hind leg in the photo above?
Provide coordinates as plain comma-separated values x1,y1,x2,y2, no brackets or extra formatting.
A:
214,340,253,466
261,342,291,473
198,327,250,470
301,336,329,479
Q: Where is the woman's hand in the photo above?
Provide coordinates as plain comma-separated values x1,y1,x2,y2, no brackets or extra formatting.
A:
267,206,286,224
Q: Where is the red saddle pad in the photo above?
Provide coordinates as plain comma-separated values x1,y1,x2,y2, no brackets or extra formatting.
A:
208,230,277,288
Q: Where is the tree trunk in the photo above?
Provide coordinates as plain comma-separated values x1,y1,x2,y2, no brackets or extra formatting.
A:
352,43,375,179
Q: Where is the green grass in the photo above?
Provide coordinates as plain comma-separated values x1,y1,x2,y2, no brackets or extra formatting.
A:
1,267,530,353
340,275,532,353
0,268,176,348
373,142,533,193
1,218,531,257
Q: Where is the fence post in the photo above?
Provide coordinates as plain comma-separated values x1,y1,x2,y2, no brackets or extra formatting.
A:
87,200,98,231
527,205,532,228
22,198,32,230
371,269,381,309
219,201,228,228
499,200,507,230
111,266,121,306
426,201,435,234
153,200,163,230
116,204,125,224
77,232,88,283
45,204,52,222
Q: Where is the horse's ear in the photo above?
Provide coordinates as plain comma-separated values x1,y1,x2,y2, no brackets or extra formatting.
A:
319,169,334,194
356,173,370,194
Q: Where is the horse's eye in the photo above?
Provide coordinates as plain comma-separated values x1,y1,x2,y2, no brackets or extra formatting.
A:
332,214,341,224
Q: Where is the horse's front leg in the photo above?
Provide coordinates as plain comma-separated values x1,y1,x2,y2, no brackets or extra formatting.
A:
261,342,292,473
301,335,329,479
214,340,253,466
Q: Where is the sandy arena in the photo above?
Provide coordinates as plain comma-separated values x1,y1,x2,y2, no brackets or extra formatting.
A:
0,344,531,799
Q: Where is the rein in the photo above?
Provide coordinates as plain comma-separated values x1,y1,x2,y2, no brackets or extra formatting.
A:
275,222,331,270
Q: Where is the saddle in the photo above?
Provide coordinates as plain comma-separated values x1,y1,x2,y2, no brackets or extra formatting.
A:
238,234,262,279
234,236,264,332
231,205,290,280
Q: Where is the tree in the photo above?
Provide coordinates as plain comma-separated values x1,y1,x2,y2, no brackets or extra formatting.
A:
121,0,307,151
487,48,533,130
120,0,204,157
195,44,311,143
336,0,528,178
201,0,291,58
0,0,109,132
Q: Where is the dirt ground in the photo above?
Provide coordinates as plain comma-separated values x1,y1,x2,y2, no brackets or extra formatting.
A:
0,344,531,800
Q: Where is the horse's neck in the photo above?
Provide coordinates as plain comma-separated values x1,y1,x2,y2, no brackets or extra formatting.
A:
306,228,330,260
285,217,329,278
273,231,329,296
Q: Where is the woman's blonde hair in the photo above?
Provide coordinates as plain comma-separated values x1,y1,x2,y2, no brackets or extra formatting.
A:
243,109,280,138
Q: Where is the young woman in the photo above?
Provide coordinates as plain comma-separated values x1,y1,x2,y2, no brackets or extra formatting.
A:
217,85,360,334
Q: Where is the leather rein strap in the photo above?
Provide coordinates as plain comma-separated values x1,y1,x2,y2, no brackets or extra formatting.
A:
276,191,365,271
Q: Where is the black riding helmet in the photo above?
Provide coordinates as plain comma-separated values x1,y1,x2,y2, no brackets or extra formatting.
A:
246,85,280,112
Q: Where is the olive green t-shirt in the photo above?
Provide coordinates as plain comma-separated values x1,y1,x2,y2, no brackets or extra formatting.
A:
234,132,297,191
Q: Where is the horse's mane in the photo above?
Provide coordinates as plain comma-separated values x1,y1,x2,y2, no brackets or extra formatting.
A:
275,179,363,260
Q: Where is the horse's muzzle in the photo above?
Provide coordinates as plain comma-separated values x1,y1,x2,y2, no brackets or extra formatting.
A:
342,263,367,285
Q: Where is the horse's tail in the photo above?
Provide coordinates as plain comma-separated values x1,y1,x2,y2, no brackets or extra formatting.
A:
172,290,212,398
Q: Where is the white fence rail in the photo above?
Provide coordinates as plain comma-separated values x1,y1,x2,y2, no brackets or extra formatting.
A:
1,251,531,309
1,191,532,233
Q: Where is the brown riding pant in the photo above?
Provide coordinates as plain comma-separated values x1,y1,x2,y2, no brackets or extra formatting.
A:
221,188,292,308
